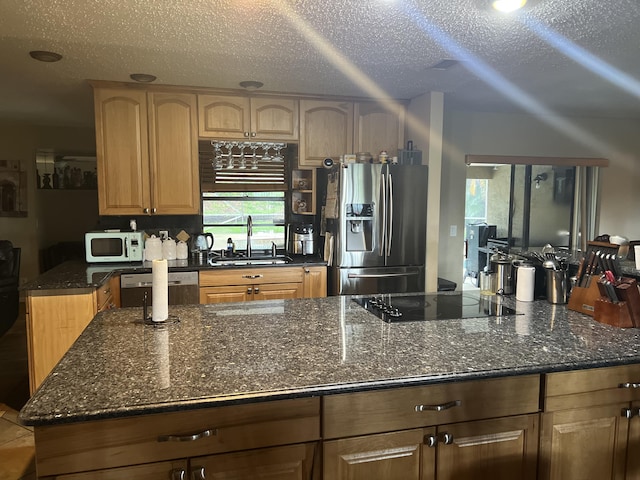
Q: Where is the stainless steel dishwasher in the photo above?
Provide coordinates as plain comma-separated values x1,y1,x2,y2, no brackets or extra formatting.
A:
120,271,199,307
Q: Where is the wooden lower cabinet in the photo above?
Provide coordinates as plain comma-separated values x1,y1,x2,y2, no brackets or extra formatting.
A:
323,415,538,480
55,460,188,479
540,404,628,480
199,266,326,304
540,364,640,480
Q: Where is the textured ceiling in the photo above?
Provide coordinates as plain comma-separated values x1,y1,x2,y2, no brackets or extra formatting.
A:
1,0,640,127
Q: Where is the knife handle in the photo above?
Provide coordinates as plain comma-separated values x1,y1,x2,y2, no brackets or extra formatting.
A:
575,257,585,286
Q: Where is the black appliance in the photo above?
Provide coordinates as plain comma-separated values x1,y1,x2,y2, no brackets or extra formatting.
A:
353,292,517,323
466,224,497,278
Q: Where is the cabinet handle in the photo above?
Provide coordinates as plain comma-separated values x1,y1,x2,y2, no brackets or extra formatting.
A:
440,432,454,445
157,429,217,442
304,268,310,274
152,207,157,214
619,383,640,389
254,287,260,294
424,434,438,448
242,274,263,279
251,132,257,137
415,400,461,412
247,287,253,294
623,408,635,419
170,468,186,480
143,208,149,214
191,466,206,480
244,131,250,137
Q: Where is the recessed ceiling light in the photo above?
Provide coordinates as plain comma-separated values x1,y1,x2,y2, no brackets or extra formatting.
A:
29,50,63,62
239,80,264,91
129,73,157,83
492,0,527,12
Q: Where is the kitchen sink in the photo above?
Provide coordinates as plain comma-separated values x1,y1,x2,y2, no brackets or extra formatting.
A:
208,255,293,266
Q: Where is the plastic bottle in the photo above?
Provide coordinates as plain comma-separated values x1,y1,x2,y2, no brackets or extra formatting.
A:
227,238,234,256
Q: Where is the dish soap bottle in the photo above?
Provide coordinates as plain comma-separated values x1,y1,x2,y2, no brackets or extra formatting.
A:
227,238,234,256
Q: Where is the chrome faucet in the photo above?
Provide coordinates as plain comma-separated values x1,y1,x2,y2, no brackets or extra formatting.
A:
246,215,253,258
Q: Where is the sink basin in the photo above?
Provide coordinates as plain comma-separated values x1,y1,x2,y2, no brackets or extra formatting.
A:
209,255,293,266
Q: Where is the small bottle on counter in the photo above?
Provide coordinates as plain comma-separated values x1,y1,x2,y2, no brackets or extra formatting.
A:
227,238,234,256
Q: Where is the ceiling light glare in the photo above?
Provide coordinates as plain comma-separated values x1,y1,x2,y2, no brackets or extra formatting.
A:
492,0,527,12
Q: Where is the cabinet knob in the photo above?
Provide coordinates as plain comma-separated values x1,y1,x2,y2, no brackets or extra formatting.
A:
170,468,186,480
424,434,438,448
143,208,149,214
251,132,257,137
152,208,157,214
304,268,310,274
619,382,640,389
254,287,260,294
622,408,637,419
244,131,250,137
191,466,206,480
247,287,253,294
440,432,454,445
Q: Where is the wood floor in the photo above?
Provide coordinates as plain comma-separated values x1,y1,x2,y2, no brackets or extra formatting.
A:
0,303,36,479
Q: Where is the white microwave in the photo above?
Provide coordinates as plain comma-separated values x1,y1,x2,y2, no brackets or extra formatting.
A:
85,231,145,263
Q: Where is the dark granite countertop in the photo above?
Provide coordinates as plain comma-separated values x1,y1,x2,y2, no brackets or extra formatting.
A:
20,294,640,426
22,256,328,293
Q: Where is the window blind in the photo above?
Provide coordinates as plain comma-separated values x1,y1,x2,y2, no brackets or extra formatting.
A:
199,153,287,193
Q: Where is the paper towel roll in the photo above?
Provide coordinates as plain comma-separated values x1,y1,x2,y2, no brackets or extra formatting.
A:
152,259,169,322
516,266,535,302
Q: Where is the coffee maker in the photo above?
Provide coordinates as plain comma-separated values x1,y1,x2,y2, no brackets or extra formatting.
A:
287,223,315,255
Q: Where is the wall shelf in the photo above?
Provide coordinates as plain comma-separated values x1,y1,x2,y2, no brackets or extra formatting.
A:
291,169,316,215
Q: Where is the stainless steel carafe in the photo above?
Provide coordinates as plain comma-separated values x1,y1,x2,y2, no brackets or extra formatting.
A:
490,252,514,295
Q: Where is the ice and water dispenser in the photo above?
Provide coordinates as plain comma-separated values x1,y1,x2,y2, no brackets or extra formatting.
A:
345,203,374,251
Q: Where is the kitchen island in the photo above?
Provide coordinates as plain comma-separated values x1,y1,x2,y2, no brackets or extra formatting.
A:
20,295,640,479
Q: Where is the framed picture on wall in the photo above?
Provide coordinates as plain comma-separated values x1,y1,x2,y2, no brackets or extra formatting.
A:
0,160,27,217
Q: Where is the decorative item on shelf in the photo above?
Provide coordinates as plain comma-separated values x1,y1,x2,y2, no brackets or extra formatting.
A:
297,179,309,190
296,199,307,213
210,141,287,171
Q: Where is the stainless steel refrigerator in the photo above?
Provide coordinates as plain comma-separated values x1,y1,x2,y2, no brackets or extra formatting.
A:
324,163,428,295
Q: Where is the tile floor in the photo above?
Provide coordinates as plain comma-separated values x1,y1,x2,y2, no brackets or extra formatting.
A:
0,304,36,480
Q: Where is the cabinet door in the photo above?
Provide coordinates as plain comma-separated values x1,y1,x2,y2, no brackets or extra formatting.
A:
251,97,299,140
299,100,353,167
57,460,187,479
94,88,150,215
192,443,318,480
436,414,539,480
626,402,640,480
148,92,200,214
539,404,629,480
253,282,304,301
303,267,327,298
198,94,251,138
354,102,405,158
323,429,428,480
200,285,251,304
27,292,96,394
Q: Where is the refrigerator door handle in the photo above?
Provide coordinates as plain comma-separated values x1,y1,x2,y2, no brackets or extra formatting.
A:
387,172,393,257
348,272,420,279
380,173,387,256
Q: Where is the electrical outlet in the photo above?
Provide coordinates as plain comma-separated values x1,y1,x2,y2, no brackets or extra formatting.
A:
449,225,457,237
159,230,169,240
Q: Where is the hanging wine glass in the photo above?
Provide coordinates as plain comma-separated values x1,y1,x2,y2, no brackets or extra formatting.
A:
250,142,259,170
272,143,284,162
212,142,223,170
238,146,246,169
227,142,237,169
262,143,271,162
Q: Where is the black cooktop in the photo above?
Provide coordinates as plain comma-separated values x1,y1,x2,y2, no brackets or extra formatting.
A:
353,292,519,323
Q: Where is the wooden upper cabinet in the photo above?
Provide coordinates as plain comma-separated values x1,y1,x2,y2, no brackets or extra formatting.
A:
198,94,298,140
94,88,150,215
299,100,354,167
148,92,200,214
93,87,200,215
354,101,405,158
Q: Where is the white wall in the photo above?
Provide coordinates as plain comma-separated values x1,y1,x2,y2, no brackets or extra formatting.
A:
439,109,640,288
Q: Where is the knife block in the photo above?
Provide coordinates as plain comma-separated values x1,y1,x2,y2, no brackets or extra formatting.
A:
567,275,602,316
593,298,634,328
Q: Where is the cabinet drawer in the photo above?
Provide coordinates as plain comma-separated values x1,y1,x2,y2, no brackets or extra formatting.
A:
544,364,640,411
34,397,320,477
200,267,304,287
95,281,112,310
323,375,540,439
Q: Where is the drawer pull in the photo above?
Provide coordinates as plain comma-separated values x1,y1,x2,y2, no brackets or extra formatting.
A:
157,429,217,442
242,274,264,279
623,408,635,419
619,382,640,389
415,400,461,412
